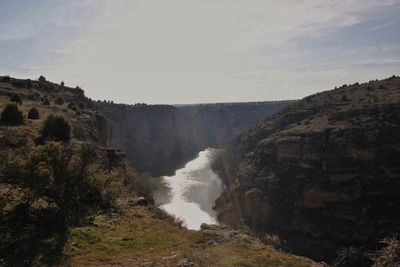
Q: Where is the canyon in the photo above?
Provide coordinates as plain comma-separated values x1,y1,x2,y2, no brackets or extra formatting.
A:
1,75,399,266
97,100,291,176
212,76,400,263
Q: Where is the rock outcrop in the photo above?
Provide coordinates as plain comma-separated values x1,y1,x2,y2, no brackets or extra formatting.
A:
213,76,400,262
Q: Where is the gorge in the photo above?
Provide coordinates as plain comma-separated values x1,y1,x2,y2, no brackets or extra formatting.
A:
96,100,292,176
1,75,399,266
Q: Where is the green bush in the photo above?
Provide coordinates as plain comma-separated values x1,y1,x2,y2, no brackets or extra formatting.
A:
38,75,46,82
27,107,40,120
42,98,50,105
78,102,85,110
41,115,71,141
68,101,77,111
26,79,33,89
0,103,24,125
10,80,27,89
55,97,64,105
10,94,22,105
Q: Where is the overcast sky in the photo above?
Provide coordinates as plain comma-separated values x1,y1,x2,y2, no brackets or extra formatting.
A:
0,0,399,104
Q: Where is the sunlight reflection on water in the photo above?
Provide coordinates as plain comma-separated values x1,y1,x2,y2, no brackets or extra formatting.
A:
160,148,222,230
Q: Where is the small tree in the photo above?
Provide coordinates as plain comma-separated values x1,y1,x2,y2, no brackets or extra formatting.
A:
38,75,46,82
3,76,11,82
0,103,24,125
78,102,85,110
60,81,65,87
68,102,77,111
10,94,23,105
42,98,50,105
55,97,64,105
26,79,33,89
341,94,349,101
41,114,71,141
27,107,40,120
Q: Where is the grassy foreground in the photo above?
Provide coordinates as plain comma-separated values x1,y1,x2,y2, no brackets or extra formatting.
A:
65,205,321,267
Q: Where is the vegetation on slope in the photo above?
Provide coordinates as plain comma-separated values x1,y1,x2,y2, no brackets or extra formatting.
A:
0,75,320,267
66,205,320,267
213,76,400,265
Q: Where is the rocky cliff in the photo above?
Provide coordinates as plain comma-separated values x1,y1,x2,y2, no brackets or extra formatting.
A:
97,101,291,176
213,76,400,262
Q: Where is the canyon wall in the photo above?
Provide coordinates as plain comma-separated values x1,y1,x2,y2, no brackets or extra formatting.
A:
212,76,400,262
97,101,291,176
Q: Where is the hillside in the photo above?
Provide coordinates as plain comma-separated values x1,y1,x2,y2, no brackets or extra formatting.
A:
0,76,319,266
213,76,400,264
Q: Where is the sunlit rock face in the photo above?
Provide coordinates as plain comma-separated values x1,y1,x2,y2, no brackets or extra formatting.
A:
97,101,291,176
213,77,400,261
160,148,223,230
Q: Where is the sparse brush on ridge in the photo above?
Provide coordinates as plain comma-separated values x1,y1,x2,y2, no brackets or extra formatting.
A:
38,75,46,83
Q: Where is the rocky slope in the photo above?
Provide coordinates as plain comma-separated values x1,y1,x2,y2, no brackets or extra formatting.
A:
97,100,291,176
213,76,400,262
0,75,320,266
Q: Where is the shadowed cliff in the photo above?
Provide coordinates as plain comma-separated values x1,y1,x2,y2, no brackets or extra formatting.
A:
97,101,292,176
212,75,400,264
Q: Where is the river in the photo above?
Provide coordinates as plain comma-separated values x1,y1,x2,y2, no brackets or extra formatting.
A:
158,148,223,230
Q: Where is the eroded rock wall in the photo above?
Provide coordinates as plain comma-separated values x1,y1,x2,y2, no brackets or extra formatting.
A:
213,76,400,261
97,101,291,176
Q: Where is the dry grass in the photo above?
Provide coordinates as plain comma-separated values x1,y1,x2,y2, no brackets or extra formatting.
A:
64,206,320,267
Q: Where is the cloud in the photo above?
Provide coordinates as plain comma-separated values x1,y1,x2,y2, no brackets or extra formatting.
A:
1,0,399,103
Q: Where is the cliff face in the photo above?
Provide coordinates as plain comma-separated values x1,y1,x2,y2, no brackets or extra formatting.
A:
213,76,400,261
97,101,291,176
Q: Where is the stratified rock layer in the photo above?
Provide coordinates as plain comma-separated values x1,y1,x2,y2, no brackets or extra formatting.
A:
213,76,400,261
97,101,291,176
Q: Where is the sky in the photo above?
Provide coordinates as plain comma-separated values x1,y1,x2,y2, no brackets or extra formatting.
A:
0,0,399,104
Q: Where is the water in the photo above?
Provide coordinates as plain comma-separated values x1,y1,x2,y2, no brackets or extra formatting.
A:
159,148,223,230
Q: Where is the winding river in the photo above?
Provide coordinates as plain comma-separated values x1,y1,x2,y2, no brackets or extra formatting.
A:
158,148,223,230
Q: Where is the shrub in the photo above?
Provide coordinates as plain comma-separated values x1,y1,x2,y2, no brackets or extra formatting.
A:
10,94,22,105
11,80,27,88
0,103,24,125
3,75,10,82
38,75,46,82
75,86,84,95
372,237,400,267
68,102,77,111
42,98,50,105
78,102,85,110
28,92,41,101
60,81,65,87
55,97,64,105
26,79,33,89
341,94,349,101
41,114,71,141
27,107,40,120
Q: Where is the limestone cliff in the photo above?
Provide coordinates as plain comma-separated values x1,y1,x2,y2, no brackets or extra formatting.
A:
97,101,291,176
213,76,400,262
